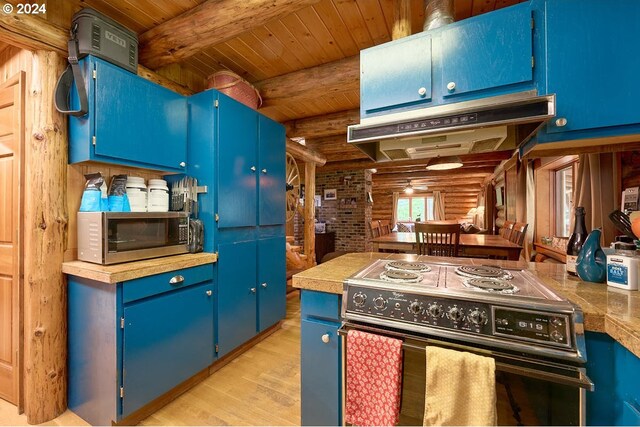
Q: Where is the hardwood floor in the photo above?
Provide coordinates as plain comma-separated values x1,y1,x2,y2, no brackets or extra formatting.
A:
0,292,302,426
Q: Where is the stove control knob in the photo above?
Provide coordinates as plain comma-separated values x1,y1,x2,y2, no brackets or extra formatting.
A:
353,292,367,307
550,317,564,327
428,304,442,318
448,307,464,322
373,297,388,310
550,331,564,343
468,310,487,325
408,302,423,315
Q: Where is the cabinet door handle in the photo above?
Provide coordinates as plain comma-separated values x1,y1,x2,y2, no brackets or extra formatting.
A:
179,161,186,168
418,87,427,97
321,334,330,344
261,282,267,288
206,290,213,296
261,168,267,174
250,166,256,172
250,287,257,294
555,118,568,127
447,81,456,91
169,275,185,285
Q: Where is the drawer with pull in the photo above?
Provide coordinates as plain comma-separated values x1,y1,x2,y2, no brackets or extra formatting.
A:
123,264,213,303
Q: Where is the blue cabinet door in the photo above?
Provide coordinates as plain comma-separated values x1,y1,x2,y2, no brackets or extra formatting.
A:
93,58,188,171
440,3,532,97
301,318,342,426
217,95,258,228
544,0,640,134
217,240,257,356
360,33,432,114
258,237,286,332
121,281,214,417
258,115,286,226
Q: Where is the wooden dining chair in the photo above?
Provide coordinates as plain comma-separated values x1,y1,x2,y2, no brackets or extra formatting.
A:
379,220,391,235
369,220,381,238
510,222,528,246
499,220,515,240
415,222,461,257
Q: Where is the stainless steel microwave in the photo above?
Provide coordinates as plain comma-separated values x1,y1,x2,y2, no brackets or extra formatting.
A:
77,212,189,265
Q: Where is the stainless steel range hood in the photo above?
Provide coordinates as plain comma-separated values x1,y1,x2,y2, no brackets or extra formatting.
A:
347,92,556,162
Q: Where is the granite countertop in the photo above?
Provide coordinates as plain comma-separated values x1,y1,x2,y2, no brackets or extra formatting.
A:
62,252,217,284
292,252,640,358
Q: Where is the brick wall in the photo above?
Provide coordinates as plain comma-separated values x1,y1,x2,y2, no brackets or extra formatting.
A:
315,169,373,253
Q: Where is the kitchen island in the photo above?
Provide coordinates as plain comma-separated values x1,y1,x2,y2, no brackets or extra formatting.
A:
293,253,640,426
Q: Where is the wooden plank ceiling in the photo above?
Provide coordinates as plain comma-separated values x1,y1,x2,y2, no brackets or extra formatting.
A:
23,0,523,191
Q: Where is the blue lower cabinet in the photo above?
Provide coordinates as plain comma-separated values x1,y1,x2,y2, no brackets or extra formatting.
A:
301,318,342,426
300,290,342,426
586,332,640,426
217,240,258,357
258,236,286,332
67,264,214,425
121,282,214,416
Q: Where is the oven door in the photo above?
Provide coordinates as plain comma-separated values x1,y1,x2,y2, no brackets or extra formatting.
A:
338,322,593,426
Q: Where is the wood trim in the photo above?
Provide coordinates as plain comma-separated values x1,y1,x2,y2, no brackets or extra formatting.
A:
392,0,412,40
114,321,283,426
524,138,640,158
284,109,359,139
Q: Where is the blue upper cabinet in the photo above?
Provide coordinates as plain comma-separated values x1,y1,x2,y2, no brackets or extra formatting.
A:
69,56,188,172
258,115,286,226
217,95,258,229
360,34,432,114
543,0,640,135
439,3,533,98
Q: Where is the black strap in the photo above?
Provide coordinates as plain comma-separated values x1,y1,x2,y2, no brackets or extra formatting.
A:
54,24,89,116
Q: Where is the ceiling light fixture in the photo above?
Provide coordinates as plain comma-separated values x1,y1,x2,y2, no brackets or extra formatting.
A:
404,182,414,194
425,155,463,171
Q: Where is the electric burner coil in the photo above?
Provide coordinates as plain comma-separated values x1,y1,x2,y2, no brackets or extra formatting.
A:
463,278,519,294
385,261,432,273
455,265,513,281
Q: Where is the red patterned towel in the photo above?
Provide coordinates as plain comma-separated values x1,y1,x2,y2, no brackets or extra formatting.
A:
345,330,403,426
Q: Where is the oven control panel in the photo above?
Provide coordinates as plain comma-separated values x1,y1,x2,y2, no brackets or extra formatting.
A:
344,286,573,349
346,287,494,336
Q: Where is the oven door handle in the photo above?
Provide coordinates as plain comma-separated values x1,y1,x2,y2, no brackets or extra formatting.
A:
337,325,594,391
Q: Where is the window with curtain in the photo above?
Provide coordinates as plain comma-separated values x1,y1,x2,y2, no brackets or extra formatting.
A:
397,196,434,221
554,165,574,237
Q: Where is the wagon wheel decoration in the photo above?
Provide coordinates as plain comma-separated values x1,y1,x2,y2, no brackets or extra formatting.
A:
285,153,301,221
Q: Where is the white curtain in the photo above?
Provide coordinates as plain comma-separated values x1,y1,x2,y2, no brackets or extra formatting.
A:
433,191,445,221
573,153,619,246
391,192,399,228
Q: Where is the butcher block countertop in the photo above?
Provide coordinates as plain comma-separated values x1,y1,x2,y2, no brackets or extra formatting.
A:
292,252,640,358
62,252,217,284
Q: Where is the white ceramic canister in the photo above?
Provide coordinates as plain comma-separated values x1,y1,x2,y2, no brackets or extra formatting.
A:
606,242,639,290
125,176,147,212
147,179,169,212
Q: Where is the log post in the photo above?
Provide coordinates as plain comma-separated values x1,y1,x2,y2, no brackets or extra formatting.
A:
22,50,68,424
304,162,317,267
392,0,412,40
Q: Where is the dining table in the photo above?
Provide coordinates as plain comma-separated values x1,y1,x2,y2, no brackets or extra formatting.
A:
371,232,523,260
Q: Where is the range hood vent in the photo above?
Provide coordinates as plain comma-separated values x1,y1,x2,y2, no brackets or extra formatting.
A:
348,92,555,162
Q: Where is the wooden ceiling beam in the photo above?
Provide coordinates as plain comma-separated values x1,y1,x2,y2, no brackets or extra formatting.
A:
392,0,412,40
139,0,321,69
255,55,359,108
0,13,194,95
374,168,496,179
286,139,326,165
284,109,360,139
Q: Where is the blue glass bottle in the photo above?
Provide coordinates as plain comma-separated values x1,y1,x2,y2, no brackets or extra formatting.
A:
576,228,607,283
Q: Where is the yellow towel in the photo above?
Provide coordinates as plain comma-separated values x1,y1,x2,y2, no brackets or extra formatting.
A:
423,346,497,426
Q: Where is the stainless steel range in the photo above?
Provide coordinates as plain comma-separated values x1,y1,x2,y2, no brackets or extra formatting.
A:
340,258,593,426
